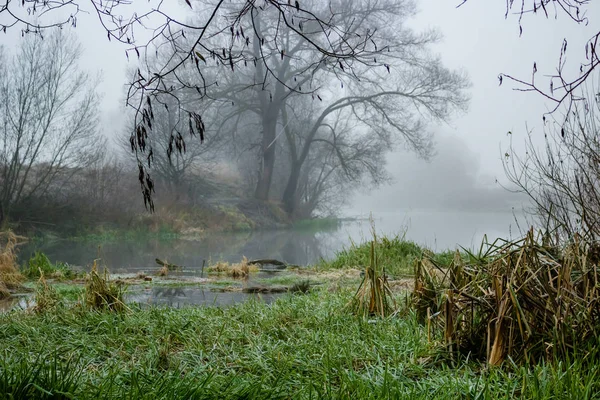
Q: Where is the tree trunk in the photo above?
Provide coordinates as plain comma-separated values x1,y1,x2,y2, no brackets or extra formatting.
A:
282,162,301,214
0,203,5,229
254,114,278,201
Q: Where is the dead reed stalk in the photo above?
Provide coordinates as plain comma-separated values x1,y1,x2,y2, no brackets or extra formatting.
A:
0,231,25,299
84,260,128,312
413,229,600,365
349,241,396,318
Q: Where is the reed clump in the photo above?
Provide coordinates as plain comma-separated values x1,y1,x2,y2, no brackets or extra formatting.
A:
413,229,600,365
207,257,258,278
348,241,396,318
0,231,25,299
84,260,127,312
33,271,60,313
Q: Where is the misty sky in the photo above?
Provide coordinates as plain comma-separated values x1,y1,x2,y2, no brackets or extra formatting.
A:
2,0,598,216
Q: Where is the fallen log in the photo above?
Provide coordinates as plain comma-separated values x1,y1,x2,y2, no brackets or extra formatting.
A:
247,259,301,269
155,258,184,271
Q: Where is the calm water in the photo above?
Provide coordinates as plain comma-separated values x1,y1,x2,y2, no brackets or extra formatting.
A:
19,210,524,274
127,287,279,308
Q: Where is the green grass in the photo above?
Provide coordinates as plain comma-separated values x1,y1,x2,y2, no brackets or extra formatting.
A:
21,251,79,280
318,235,467,278
292,217,342,232
1,286,599,399
253,274,309,286
318,235,423,277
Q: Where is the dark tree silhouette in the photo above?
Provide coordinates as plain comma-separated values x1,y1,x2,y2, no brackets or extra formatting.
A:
1,0,403,208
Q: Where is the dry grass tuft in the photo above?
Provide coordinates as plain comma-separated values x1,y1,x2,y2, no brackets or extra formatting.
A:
84,260,128,312
348,241,396,318
33,271,60,313
207,257,258,279
0,231,25,298
413,228,600,365
157,265,169,277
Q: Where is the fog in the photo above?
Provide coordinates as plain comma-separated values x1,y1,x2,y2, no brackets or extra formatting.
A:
350,133,526,214
0,0,598,249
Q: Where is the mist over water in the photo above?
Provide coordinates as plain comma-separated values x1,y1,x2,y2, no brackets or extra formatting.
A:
21,207,524,273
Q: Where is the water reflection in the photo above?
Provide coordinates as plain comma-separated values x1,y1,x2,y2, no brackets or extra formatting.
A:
127,286,278,308
19,210,523,274
0,295,31,312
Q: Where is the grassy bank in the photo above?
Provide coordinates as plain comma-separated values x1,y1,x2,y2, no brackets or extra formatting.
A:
317,234,459,277
17,201,306,241
1,287,599,399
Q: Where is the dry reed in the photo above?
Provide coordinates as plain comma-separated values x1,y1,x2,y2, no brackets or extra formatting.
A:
207,257,258,278
0,231,25,299
348,241,396,318
413,229,600,365
33,270,60,313
84,260,128,312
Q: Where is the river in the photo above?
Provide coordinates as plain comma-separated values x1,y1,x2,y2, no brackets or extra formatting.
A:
19,209,525,273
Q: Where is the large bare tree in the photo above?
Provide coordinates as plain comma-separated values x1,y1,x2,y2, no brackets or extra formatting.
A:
194,0,469,214
0,30,101,225
2,0,597,210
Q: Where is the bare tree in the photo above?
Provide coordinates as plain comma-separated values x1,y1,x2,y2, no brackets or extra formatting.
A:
278,99,390,216
196,0,468,214
3,0,598,208
0,30,101,226
2,0,465,208
503,76,600,241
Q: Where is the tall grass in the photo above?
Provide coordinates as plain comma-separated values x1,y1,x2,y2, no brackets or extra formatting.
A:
348,241,396,318
21,251,77,280
319,234,423,277
84,260,127,312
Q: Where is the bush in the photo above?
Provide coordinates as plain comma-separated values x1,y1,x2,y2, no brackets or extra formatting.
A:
84,261,127,312
0,231,25,298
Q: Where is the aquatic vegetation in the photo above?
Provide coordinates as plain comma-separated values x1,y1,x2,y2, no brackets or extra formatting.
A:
207,257,259,278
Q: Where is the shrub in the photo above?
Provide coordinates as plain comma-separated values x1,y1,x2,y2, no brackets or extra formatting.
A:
0,231,25,298
84,261,127,312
